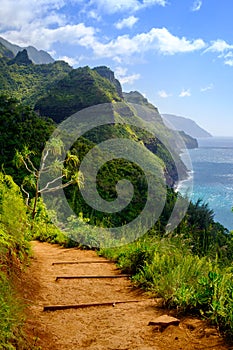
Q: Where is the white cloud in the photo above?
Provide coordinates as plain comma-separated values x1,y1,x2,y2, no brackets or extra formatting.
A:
2,25,206,63
179,89,191,97
191,0,202,12
204,40,233,67
148,28,206,55
205,39,233,53
0,0,207,65
2,23,96,50
119,73,141,84
224,59,233,67
86,0,167,14
115,66,140,85
200,83,214,92
115,16,138,30
0,0,66,30
224,52,233,58
57,55,79,66
87,10,102,21
158,90,171,98
0,0,166,32
89,27,206,59
115,66,128,77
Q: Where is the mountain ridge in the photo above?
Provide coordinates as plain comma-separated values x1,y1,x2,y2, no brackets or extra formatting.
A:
162,113,212,138
0,36,54,64
0,51,189,187
123,91,198,149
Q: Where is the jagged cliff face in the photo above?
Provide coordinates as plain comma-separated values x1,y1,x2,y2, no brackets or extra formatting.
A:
93,66,123,98
9,49,33,66
123,91,159,112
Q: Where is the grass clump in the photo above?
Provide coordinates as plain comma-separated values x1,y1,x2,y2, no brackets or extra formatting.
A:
100,236,233,337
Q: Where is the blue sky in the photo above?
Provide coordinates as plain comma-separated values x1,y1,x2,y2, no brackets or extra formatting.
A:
0,0,233,135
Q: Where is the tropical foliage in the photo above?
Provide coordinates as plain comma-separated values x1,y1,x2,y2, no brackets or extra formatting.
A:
0,173,31,349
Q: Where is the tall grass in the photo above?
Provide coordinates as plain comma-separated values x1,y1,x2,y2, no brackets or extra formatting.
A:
100,236,233,337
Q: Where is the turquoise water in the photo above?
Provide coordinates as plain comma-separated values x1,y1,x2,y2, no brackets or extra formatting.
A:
180,137,233,230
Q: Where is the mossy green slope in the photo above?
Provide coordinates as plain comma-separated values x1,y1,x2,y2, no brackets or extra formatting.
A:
0,56,72,106
34,66,122,123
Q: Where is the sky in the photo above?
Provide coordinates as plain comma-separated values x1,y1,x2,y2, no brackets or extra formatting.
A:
0,0,233,136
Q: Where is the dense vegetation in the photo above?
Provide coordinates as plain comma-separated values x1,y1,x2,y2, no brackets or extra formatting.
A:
1,41,233,346
34,66,122,123
0,95,55,185
0,173,31,348
0,56,72,106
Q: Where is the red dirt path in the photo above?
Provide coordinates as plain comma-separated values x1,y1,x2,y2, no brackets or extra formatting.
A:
21,241,232,350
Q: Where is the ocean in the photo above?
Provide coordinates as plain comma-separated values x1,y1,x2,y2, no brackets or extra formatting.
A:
179,137,233,231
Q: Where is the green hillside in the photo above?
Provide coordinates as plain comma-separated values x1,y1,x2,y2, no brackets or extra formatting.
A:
34,66,122,123
0,42,14,59
0,56,72,106
0,51,187,188
0,36,54,64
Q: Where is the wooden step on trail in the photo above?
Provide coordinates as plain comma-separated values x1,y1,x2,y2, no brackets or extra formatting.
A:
43,299,147,312
52,260,115,265
55,274,130,281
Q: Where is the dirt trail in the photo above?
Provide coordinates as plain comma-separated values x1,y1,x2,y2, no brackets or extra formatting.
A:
22,241,231,350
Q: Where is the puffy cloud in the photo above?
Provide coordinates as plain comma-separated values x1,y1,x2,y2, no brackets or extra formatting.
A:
115,16,138,30
0,0,66,30
146,28,206,55
2,24,206,63
2,23,96,50
158,90,171,98
191,0,202,12
0,0,207,65
89,28,206,59
179,89,191,97
0,0,166,32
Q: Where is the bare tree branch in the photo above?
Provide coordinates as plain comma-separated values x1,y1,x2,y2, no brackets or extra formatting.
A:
21,184,30,207
39,175,64,193
40,179,77,193
22,158,36,175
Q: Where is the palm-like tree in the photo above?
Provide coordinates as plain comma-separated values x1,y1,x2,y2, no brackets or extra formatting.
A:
14,139,83,223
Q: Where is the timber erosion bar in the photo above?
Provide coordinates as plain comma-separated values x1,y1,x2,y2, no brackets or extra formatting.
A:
43,300,146,312
55,274,130,281
52,260,115,265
